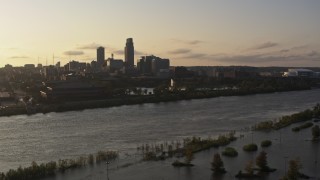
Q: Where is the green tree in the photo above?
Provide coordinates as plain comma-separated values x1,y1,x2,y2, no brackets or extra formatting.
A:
245,160,254,175
88,154,94,165
312,125,320,140
185,148,194,164
313,103,320,117
285,159,302,180
45,161,57,176
211,153,226,173
256,151,268,170
0,172,5,180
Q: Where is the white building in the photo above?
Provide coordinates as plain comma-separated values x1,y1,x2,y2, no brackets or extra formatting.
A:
283,69,314,78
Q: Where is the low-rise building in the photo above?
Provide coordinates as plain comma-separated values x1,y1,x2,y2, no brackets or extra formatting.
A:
107,58,124,73
283,69,315,78
40,81,106,101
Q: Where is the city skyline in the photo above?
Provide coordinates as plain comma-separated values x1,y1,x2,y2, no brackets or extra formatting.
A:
0,0,320,67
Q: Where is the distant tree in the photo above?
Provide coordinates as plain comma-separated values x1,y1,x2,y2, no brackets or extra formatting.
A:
185,148,194,164
143,89,148,95
245,160,254,175
243,143,258,152
88,154,94,165
261,140,272,147
211,153,226,173
222,147,238,157
45,161,57,175
313,103,320,117
286,159,302,180
312,125,320,140
0,172,5,180
256,151,268,170
136,88,142,95
168,145,173,156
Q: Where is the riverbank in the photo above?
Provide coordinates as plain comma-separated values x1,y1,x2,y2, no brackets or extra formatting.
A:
254,104,320,131
0,87,312,117
1,89,320,178
2,109,318,180
45,116,319,180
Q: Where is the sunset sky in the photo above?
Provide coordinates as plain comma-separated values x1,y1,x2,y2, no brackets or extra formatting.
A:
0,0,319,67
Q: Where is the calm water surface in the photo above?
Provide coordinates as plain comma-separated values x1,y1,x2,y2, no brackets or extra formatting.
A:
1,89,320,179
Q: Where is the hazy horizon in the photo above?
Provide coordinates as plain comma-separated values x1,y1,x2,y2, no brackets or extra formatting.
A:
0,0,319,67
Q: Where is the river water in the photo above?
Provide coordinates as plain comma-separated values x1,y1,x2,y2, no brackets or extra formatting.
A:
1,89,320,179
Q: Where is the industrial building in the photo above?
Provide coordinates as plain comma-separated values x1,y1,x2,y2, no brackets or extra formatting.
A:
283,69,315,78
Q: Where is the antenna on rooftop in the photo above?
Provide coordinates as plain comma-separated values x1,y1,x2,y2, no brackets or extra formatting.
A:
53,53,55,65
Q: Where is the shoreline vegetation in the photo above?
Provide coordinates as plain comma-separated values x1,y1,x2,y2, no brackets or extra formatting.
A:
0,90,319,179
0,133,238,179
0,151,118,180
0,85,314,117
254,104,320,131
139,132,237,162
1,108,318,180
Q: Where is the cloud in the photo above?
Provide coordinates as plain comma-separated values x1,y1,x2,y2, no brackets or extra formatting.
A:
113,50,144,56
291,45,309,50
280,45,308,53
213,52,320,64
171,43,319,65
183,53,208,59
171,39,204,45
168,48,210,59
168,48,191,55
216,54,279,63
291,45,308,50
77,43,102,50
307,50,319,57
188,40,204,45
9,56,29,59
133,50,145,56
280,49,290,53
250,42,278,50
172,44,319,66
63,50,84,56
114,50,124,55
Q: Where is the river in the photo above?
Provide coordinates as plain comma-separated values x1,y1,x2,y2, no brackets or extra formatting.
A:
0,89,320,179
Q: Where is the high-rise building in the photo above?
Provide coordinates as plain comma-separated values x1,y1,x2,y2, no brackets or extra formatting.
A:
106,55,124,73
124,38,134,68
137,56,153,75
97,46,105,69
137,55,170,76
152,58,170,74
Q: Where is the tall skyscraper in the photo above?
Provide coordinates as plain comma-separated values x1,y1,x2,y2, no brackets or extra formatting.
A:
137,55,170,75
125,38,134,68
97,46,105,69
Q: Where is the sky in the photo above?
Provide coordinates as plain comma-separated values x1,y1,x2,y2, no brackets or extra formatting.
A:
0,0,319,67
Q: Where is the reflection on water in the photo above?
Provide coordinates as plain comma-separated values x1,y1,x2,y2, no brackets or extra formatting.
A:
0,89,320,179
45,123,320,180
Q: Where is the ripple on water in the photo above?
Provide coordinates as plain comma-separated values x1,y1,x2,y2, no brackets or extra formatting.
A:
0,89,320,172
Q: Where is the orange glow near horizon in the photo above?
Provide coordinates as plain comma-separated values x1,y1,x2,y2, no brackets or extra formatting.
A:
0,0,319,67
